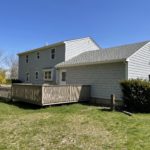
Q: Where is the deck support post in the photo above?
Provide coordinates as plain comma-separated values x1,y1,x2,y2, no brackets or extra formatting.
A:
110,94,115,111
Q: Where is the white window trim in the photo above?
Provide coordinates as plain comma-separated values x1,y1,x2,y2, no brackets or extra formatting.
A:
43,69,54,81
59,69,66,85
35,71,39,80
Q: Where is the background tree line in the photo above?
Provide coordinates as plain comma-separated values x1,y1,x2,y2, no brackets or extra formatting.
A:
0,50,18,84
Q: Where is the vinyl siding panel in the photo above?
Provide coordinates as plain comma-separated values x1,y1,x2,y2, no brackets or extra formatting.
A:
19,44,65,84
128,43,150,80
63,62,125,100
65,38,100,60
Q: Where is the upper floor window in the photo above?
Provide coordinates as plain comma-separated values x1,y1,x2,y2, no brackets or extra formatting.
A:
37,52,40,59
35,72,39,80
51,49,55,59
26,55,29,63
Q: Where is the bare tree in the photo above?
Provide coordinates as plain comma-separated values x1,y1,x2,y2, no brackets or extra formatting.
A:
0,50,7,69
5,55,18,79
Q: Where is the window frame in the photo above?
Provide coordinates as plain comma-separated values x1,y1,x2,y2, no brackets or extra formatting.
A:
43,69,53,81
37,52,40,59
61,71,66,82
51,48,55,59
26,55,29,63
26,72,30,82
59,69,67,85
35,71,39,80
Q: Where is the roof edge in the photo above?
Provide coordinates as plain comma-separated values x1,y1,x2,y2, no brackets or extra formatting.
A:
17,36,100,56
127,41,150,60
56,58,126,68
104,40,150,49
17,42,64,56
64,36,101,49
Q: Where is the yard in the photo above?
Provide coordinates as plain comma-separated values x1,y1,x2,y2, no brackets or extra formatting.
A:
0,100,150,150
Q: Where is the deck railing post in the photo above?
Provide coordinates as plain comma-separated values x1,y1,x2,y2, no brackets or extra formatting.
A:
110,94,115,111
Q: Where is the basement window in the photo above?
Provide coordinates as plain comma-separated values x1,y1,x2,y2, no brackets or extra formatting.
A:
149,75,150,81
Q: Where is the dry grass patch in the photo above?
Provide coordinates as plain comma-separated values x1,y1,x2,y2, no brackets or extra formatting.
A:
0,101,150,150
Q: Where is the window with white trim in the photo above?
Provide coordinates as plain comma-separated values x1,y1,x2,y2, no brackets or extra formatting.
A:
51,49,55,59
35,72,39,80
26,73,29,82
61,71,66,81
43,69,53,81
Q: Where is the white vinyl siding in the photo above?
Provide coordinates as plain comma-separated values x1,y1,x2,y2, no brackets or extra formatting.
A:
18,44,65,84
18,38,100,84
128,42,150,80
62,62,125,100
65,37,100,60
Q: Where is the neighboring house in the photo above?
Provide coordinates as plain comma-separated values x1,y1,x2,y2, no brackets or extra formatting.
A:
56,41,150,104
18,37,150,105
18,37,100,84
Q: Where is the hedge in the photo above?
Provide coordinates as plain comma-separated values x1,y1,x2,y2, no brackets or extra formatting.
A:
6,79,22,84
120,79,150,112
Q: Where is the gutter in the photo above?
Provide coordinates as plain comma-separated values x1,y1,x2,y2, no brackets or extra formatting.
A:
56,58,127,68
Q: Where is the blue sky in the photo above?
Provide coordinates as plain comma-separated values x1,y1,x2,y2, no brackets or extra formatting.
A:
0,0,150,54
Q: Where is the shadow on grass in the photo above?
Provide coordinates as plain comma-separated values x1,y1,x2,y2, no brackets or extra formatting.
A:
0,99,42,110
100,107,112,111
0,99,89,110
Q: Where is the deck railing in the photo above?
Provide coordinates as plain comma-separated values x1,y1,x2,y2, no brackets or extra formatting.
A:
0,85,11,99
11,84,90,106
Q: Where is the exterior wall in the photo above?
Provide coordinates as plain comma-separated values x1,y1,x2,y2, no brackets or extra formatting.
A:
19,44,65,84
128,43,150,80
60,62,125,100
65,37,100,60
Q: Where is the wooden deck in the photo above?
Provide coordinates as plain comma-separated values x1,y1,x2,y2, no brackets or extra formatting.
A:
11,84,90,106
0,85,11,100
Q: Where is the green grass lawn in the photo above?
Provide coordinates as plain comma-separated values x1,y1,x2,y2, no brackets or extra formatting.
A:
0,100,150,150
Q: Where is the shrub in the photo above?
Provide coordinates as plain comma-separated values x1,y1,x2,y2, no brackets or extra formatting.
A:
5,79,22,84
0,70,6,84
120,79,150,112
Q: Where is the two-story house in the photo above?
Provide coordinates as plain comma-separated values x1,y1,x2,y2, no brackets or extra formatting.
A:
18,37,100,84
18,38,150,105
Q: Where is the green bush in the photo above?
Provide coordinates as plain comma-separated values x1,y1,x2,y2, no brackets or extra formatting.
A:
120,79,150,112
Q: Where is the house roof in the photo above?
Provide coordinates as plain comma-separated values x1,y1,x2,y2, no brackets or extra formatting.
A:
56,41,150,68
17,37,100,55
